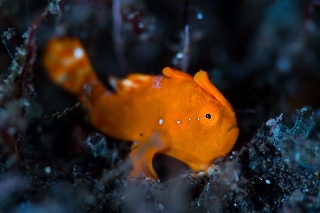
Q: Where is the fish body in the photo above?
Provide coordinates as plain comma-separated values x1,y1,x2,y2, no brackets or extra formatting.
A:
43,38,239,180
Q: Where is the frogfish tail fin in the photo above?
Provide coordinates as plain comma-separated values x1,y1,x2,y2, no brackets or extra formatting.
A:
43,37,108,106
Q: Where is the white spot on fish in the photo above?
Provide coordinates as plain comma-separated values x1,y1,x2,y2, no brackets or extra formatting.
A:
158,118,164,125
197,117,200,121
177,120,181,124
74,48,84,59
152,76,163,89
122,79,137,88
187,117,191,121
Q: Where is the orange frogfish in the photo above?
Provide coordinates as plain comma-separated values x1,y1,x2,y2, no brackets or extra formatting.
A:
43,37,239,180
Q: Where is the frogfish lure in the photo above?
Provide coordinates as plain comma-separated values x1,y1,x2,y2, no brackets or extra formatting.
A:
43,37,239,180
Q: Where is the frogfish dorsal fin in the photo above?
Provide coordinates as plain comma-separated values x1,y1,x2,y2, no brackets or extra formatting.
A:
162,67,193,80
194,71,235,115
109,73,153,93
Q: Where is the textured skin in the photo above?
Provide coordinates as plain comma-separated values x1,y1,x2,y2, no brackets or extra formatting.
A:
43,37,239,180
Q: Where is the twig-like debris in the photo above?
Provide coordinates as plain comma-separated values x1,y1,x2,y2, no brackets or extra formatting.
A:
16,0,66,99
182,0,190,29
172,0,191,72
180,0,190,72
112,0,128,75
180,24,190,72
43,102,80,120
0,1,66,155
16,13,46,98
1,28,16,61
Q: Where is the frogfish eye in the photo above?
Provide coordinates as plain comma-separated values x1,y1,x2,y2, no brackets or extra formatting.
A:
205,113,211,119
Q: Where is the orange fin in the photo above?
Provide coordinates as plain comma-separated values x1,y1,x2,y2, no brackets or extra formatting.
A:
109,73,152,93
128,133,167,180
194,71,234,115
162,67,193,80
43,37,99,94
43,37,108,109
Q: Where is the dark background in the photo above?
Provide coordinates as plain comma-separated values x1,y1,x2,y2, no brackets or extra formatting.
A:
1,0,320,212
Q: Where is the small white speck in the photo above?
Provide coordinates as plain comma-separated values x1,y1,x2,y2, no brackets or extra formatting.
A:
44,166,51,174
133,141,139,146
177,120,181,124
24,101,30,106
197,117,200,121
176,52,183,59
158,118,164,125
158,203,164,210
122,79,137,88
138,22,144,29
152,76,163,89
74,48,84,59
197,12,203,20
187,117,191,121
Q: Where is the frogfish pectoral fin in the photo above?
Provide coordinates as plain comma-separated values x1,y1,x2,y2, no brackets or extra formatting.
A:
128,133,167,180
